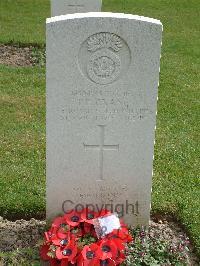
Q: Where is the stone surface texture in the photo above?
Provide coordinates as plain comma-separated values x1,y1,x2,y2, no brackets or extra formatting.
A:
46,13,163,226
51,0,102,16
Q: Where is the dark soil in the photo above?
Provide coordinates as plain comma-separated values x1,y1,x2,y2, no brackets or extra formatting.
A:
0,44,45,67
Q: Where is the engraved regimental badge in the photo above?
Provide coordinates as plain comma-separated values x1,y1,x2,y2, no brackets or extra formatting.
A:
79,32,131,85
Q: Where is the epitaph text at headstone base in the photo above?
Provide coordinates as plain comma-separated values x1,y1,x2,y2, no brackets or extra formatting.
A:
46,13,162,226
51,0,102,16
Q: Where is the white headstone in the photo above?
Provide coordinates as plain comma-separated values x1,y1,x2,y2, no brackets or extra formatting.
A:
51,0,102,16
46,13,162,226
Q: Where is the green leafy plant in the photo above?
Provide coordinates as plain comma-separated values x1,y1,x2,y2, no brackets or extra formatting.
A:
31,47,45,67
0,247,40,266
124,227,190,266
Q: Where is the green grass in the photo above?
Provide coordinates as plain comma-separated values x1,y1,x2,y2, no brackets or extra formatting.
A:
107,0,200,255
0,0,199,257
0,65,46,219
0,0,49,45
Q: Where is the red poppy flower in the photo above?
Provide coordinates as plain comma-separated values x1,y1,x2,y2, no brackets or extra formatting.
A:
83,222,93,234
64,210,83,227
109,227,133,243
78,255,100,266
112,238,125,252
79,243,100,266
52,216,68,229
45,225,60,243
56,229,71,241
77,256,84,266
45,231,52,243
112,239,126,265
60,259,69,266
99,258,116,265
40,244,51,261
97,239,118,260
56,242,77,263
83,222,97,238
119,221,132,239
97,209,111,218
41,211,130,265
81,208,99,224
49,259,61,266
70,226,83,240
77,255,85,266
115,250,126,265
50,216,70,240
40,244,60,265
52,231,74,246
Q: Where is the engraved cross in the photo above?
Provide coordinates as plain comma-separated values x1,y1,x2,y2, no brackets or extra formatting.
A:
84,125,119,181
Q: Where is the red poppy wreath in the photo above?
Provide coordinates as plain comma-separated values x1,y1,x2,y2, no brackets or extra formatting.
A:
40,209,133,265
